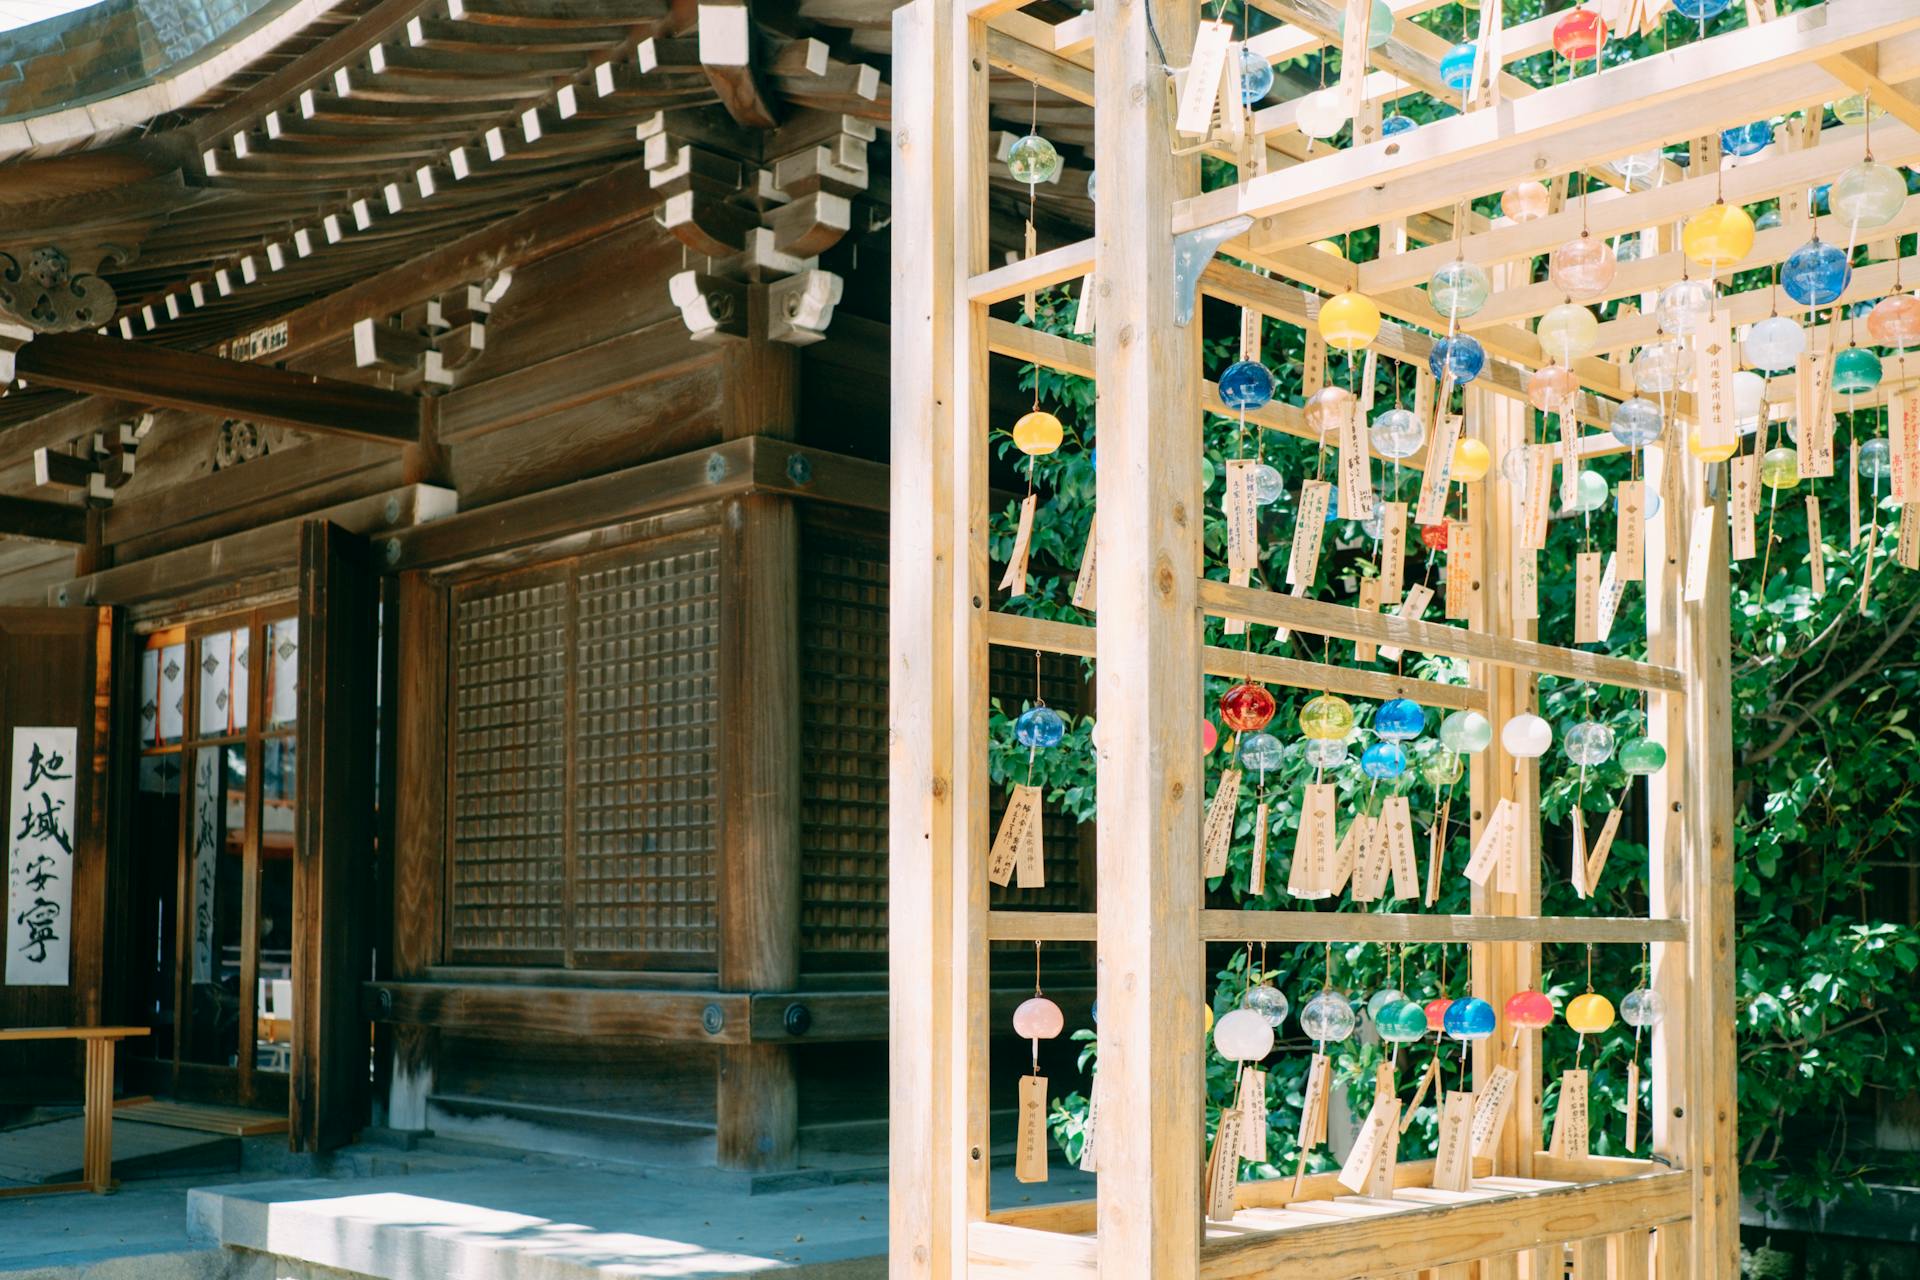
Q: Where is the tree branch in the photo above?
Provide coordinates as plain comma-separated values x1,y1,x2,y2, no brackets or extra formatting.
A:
1744,593,1920,767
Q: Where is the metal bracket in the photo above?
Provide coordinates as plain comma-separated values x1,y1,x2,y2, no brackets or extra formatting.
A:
1173,215,1251,327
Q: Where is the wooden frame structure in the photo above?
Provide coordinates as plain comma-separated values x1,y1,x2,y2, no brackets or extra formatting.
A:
885,1,1920,1275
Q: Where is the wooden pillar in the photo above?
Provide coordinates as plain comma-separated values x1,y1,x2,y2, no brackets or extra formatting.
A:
1092,0,1203,1269
888,0,963,1272
388,570,448,1131
1469,375,1541,1176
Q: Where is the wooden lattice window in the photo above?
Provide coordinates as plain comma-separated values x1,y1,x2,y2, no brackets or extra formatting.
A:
447,535,720,970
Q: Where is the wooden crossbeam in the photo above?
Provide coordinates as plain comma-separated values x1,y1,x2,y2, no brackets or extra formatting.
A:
0,496,86,545
984,910,1686,945
1198,578,1684,692
13,333,420,446
1174,3,1920,248
1818,49,1920,134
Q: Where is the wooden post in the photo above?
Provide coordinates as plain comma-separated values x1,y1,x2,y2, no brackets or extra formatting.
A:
889,0,962,1272
716,491,802,1171
292,521,380,1153
1093,0,1203,1269
388,571,447,1132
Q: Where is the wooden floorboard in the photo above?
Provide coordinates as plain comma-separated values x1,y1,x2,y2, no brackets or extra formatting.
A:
113,1099,290,1138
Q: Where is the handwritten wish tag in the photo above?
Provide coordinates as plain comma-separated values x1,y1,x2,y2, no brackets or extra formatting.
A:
1250,800,1270,897
998,493,1037,597
1023,222,1037,322
1433,1090,1475,1191
1364,1096,1402,1199
1471,1064,1517,1157
1549,1068,1590,1158
987,784,1044,888
1425,797,1450,907
1289,480,1333,587
1304,329,1326,399
1559,420,1581,512
1416,412,1463,526
1597,551,1624,640
1808,496,1826,597
1617,479,1645,581
1203,768,1242,880
1379,582,1434,663
1895,391,1920,504
1683,505,1716,603
1521,444,1555,550
1239,1067,1269,1161
1358,350,1379,414
1072,272,1096,336
1464,797,1515,884
1339,407,1376,521
1349,814,1388,903
1586,806,1624,890
1289,783,1337,899
1355,578,1381,663
1382,795,1419,900
1217,44,1245,147
1292,1052,1331,1194
1072,513,1098,610
1574,550,1603,643
1625,1058,1642,1150
1078,1074,1099,1172
1177,21,1234,136
1239,306,1262,363
1017,1074,1049,1182
1400,1054,1439,1133
1414,369,1435,424
1224,462,1258,636
1850,441,1862,549
1798,351,1834,477
1339,1090,1398,1193
1445,519,1477,620
1569,806,1591,899
1380,502,1407,603
1901,507,1920,571
1497,796,1524,894
1694,313,1736,455
1516,548,1539,621
1205,1099,1243,1219
1730,450,1758,561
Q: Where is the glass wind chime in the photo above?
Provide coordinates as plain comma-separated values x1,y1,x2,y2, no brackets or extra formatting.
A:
990,655,1059,890
1011,944,1064,1183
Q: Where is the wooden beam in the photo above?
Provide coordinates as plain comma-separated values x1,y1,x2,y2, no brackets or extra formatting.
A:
1094,0,1204,1270
1174,4,1920,247
1818,50,1920,134
985,610,1489,711
984,911,1687,945
1197,579,1684,692
14,333,420,446
0,495,86,545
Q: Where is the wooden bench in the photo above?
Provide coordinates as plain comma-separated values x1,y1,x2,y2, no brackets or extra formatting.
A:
0,1026,150,1196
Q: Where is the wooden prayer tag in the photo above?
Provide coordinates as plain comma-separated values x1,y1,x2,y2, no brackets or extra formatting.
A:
998,493,1037,596
1413,368,1434,424
1378,582,1434,663
1203,767,1242,880
1238,1067,1268,1161
1497,791,1525,895
1303,329,1326,399
1549,1068,1590,1159
1850,441,1862,549
1338,1089,1400,1195
1587,807,1624,890
1798,350,1834,477
1339,406,1376,522
1177,21,1234,137
1807,496,1825,597
1289,783,1338,899
1224,461,1258,637
1470,1064,1518,1157
1289,480,1332,587
1349,813,1388,903
1515,548,1539,621
1682,505,1715,603
1072,272,1096,336
1355,577,1381,663
1249,800,1270,897
1693,313,1736,455
1416,413,1463,526
1894,389,1920,504
1445,519,1476,620
1381,795,1419,900
1364,1095,1402,1200
1022,222,1036,322
987,784,1044,888
1293,1052,1331,1193
1574,550,1603,643
1205,1100,1243,1219
1569,806,1590,899
1596,552,1624,640
1616,479,1645,581
1558,419,1580,512
1016,1074,1049,1183
1730,451,1758,562
1078,1074,1099,1172
1464,797,1515,885
1432,1090,1475,1192
1520,444,1555,550
1072,513,1098,610
1625,1058,1641,1151
1400,1054,1440,1133
1379,502,1407,603
1239,305,1262,363
1217,44,1245,147
1425,797,1450,907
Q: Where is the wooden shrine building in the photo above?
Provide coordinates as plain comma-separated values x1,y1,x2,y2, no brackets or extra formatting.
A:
0,0,1083,1172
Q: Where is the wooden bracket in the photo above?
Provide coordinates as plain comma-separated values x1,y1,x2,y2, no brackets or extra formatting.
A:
766,269,842,346
669,271,751,342
353,279,501,388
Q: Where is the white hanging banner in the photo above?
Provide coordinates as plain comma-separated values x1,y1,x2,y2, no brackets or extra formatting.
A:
6,727,79,986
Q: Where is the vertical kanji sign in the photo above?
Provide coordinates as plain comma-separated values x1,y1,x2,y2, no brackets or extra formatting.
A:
6,726,78,986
